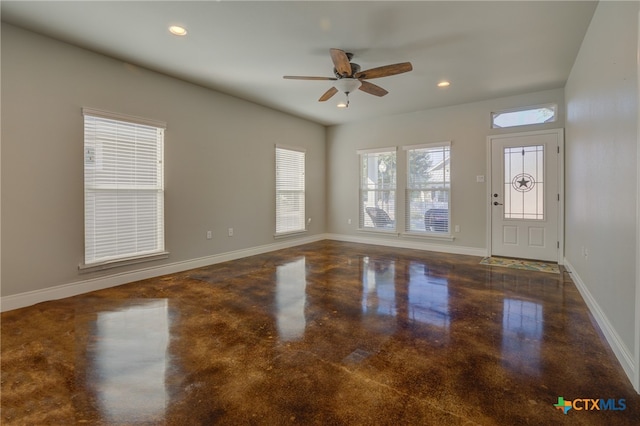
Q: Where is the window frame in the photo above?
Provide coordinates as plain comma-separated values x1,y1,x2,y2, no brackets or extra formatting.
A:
357,147,398,233
275,144,306,237
81,108,167,271
403,142,452,238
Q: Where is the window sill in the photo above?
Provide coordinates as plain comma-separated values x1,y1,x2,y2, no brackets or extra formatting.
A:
79,251,170,273
357,228,400,236
274,229,308,239
402,232,455,242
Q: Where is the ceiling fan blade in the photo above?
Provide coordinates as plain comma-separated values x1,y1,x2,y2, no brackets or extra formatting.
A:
354,62,413,80
358,80,388,97
318,86,338,102
330,48,352,77
283,76,337,81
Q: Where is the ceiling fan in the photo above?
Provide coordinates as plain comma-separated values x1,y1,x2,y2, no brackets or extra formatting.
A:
283,48,413,107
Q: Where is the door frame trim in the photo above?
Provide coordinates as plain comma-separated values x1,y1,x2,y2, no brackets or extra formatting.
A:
486,128,565,264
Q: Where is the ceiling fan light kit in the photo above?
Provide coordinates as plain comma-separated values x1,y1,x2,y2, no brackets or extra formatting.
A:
334,78,362,94
335,78,361,108
283,48,413,107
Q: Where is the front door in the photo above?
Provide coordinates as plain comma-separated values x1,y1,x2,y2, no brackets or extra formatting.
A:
489,129,563,262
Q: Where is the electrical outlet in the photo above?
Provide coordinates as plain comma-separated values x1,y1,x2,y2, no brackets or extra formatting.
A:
454,225,460,233
228,228,233,237
348,218,352,225
206,231,212,240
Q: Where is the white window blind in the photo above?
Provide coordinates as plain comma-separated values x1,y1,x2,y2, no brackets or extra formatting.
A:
405,143,451,234
275,146,305,235
359,149,396,230
83,109,165,266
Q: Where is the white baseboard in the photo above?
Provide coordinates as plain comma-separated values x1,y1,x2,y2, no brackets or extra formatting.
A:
563,258,637,391
0,234,328,312
325,233,488,257
1,233,485,312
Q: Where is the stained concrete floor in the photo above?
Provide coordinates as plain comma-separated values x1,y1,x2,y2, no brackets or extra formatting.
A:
1,240,638,425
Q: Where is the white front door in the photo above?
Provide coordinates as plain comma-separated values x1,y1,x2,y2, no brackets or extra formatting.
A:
489,129,563,262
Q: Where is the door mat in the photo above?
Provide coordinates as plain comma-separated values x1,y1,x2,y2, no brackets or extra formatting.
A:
480,257,560,274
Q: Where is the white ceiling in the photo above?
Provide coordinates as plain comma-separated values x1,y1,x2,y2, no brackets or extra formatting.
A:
1,1,597,126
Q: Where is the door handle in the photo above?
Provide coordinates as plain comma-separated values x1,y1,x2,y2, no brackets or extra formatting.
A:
493,201,503,206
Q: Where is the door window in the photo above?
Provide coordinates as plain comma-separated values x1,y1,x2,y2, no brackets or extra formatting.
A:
503,145,544,220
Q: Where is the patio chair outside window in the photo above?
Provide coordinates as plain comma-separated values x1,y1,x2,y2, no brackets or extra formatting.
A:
366,207,395,228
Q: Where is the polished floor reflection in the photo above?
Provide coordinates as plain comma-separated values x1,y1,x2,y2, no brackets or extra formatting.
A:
90,300,169,423
2,240,638,424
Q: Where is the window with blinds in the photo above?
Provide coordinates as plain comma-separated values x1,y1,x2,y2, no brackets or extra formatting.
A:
359,148,397,230
275,146,305,235
83,108,165,266
405,143,451,234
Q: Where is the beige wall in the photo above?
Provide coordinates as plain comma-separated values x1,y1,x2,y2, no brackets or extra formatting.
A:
564,0,639,387
0,22,565,302
326,88,564,252
1,24,326,298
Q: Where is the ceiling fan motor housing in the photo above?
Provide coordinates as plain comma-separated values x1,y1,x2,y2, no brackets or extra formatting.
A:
334,63,361,78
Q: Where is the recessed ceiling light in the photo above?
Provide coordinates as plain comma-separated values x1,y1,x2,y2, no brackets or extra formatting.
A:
437,81,451,88
169,26,187,36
